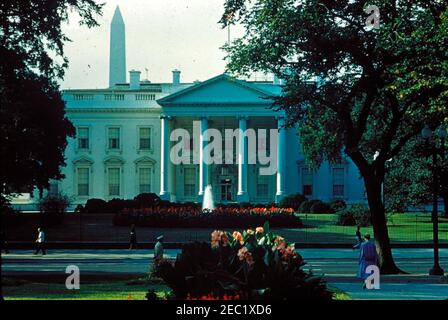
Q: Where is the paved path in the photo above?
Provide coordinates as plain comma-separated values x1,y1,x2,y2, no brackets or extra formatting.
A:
2,249,448,300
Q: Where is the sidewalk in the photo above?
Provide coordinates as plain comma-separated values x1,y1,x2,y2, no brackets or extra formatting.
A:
2,248,447,300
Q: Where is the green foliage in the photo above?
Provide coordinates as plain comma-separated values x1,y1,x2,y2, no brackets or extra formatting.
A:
220,0,448,271
336,204,371,227
113,204,301,228
37,193,71,227
133,193,161,208
329,199,347,212
81,194,161,214
299,199,332,214
0,1,103,203
279,193,307,211
38,193,71,214
310,200,333,214
155,223,332,300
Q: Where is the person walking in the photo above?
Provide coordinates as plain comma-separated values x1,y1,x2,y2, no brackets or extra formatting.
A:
129,224,137,250
34,227,46,255
357,234,379,288
353,226,363,249
154,235,164,265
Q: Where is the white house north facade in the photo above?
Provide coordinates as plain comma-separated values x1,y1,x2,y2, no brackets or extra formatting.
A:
10,6,366,210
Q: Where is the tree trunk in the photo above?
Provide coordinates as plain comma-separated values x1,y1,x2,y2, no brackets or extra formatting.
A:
364,174,404,274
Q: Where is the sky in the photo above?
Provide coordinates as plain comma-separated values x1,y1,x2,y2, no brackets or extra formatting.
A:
61,0,247,89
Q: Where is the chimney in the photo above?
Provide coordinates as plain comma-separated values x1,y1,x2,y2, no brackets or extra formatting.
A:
129,70,141,90
172,69,181,85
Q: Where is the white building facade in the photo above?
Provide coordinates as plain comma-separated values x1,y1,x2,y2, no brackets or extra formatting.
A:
11,7,366,210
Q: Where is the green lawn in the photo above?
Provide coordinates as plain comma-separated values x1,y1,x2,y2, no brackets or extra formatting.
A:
2,277,350,300
289,213,448,244
2,277,170,300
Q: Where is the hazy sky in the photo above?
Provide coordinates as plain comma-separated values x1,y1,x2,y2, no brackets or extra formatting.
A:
61,0,247,89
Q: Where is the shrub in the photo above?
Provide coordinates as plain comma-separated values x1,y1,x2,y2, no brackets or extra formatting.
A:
38,193,71,227
38,193,71,214
74,204,85,213
336,204,371,227
310,200,333,214
113,204,302,228
329,199,347,212
155,223,332,300
84,198,108,213
279,193,307,211
298,200,321,213
133,193,161,208
107,198,133,213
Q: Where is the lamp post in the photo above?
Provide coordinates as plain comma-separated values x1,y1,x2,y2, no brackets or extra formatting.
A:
421,124,446,276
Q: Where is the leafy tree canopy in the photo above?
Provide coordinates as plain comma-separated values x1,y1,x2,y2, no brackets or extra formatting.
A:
0,1,103,202
222,0,447,169
220,0,448,273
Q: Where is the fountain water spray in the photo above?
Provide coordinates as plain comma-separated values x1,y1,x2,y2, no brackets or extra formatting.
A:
202,185,215,211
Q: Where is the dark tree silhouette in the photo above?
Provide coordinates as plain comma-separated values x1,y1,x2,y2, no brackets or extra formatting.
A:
221,0,448,273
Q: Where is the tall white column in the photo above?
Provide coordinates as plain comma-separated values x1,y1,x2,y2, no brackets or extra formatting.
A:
160,115,171,200
237,116,249,202
276,116,286,202
198,116,209,197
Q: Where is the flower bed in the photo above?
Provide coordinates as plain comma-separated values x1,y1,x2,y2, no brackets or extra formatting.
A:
152,222,332,300
113,204,301,228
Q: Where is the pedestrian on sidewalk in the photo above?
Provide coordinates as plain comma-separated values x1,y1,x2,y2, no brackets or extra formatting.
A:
154,235,164,266
1,230,10,254
357,234,379,288
353,226,363,249
129,224,138,250
34,227,47,255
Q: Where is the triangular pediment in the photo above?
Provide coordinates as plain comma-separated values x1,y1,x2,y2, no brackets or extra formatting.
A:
158,74,276,106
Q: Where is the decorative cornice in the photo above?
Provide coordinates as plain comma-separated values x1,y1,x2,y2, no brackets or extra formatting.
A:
161,101,273,107
66,108,161,114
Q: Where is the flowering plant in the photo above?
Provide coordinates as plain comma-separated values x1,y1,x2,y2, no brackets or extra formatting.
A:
114,204,301,228
155,222,332,300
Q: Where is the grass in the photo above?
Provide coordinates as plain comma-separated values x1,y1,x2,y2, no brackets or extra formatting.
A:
3,277,351,300
328,285,352,300
2,277,171,300
292,213,448,244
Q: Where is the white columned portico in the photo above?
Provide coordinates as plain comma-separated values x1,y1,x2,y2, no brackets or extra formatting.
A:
276,116,286,202
198,116,209,198
237,116,249,202
160,115,171,200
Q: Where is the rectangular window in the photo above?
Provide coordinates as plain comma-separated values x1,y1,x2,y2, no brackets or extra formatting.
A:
257,174,269,197
184,167,196,197
77,168,89,196
302,168,313,196
139,127,151,150
333,167,345,197
108,168,120,196
139,167,152,193
108,127,120,149
77,127,89,149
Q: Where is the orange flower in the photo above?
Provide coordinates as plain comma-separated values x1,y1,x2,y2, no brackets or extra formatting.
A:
232,231,244,244
211,230,229,248
255,227,264,234
246,229,254,235
237,247,254,266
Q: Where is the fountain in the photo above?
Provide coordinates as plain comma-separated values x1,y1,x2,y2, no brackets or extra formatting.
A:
202,185,215,211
